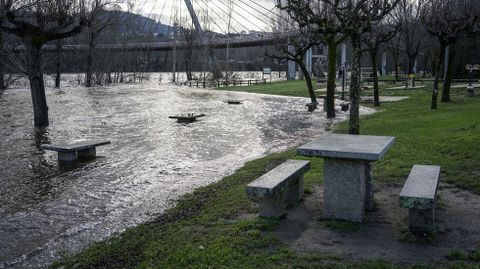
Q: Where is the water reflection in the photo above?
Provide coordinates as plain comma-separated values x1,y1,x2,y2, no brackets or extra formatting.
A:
0,76,372,268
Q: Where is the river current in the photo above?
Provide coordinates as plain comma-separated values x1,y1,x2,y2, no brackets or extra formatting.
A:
0,75,370,268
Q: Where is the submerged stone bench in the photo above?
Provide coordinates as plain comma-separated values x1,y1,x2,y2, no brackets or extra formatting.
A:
41,140,111,163
340,102,350,111
306,102,318,112
399,165,441,232
246,159,310,218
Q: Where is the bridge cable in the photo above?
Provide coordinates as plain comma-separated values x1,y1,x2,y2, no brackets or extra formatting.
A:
203,0,260,33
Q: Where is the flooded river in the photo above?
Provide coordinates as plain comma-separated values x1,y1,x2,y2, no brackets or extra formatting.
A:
0,76,368,268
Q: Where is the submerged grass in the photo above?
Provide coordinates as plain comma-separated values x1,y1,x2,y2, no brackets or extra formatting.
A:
53,81,480,268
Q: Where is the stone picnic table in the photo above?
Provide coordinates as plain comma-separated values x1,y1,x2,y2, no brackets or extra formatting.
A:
297,134,395,222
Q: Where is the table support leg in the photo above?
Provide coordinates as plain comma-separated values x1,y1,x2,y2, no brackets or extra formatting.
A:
323,158,372,222
77,148,96,159
58,151,77,163
365,162,374,211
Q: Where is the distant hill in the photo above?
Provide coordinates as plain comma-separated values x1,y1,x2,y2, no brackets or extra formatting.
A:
103,10,174,37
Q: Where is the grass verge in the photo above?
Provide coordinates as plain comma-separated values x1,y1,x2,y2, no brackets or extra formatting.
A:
53,81,480,268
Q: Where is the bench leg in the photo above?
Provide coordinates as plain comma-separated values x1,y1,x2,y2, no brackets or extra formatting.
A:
258,192,285,218
58,151,77,163
409,208,435,233
323,158,368,222
77,148,96,159
468,88,475,97
285,175,304,205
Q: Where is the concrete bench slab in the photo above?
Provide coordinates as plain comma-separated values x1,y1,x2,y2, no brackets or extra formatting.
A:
400,165,441,232
41,140,111,162
246,159,310,218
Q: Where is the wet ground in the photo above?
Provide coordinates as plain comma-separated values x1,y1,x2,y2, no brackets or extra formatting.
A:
0,75,372,268
273,183,480,265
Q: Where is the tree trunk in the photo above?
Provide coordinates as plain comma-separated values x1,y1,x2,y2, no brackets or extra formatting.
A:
55,40,62,89
326,37,337,119
298,59,317,106
442,42,456,102
392,52,399,80
24,36,49,127
85,31,95,87
349,37,362,135
408,55,416,75
369,47,380,106
0,62,5,92
0,34,5,92
432,43,446,110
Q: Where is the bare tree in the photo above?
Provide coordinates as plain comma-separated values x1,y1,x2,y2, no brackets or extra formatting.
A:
421,0,480,107
386,31,402,79
332,0,399,134
270,19,319,108
362,17,400,106
277,0,347,118
0,0,107,127
181,26,199,81
0,32,25,92
394,0,426,75
54,39,62,88
0,32,5,92
84,1,119,87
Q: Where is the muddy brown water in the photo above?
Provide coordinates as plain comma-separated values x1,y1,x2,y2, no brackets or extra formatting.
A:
0,76,373,268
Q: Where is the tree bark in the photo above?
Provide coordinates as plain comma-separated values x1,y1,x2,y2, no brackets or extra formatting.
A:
349,37,362,135
369,47,380,106
432,43,446,110
55,40,62,89
0,34,5,92
408,55,416,75
441,42,456,102
298,59,317,106
24,36,49,127
0,60,5,92
391,51,399,79
85,31,95,87
326,37,337,119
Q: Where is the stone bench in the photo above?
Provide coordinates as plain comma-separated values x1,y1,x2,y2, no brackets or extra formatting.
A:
467,85,476,97
318,95,339,112
41,140,111,163
399,165,441,232
246,159,310,218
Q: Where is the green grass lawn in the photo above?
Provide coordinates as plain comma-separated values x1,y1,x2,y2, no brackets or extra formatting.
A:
219,80,313,98
52,82,480,268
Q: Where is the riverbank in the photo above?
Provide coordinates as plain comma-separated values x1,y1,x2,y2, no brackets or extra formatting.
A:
53,82,480,268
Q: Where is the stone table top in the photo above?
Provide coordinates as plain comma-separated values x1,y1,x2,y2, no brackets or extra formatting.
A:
41,140,111,152
297,134,395,161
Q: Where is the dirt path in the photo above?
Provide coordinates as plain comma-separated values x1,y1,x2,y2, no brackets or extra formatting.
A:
272,183,480,265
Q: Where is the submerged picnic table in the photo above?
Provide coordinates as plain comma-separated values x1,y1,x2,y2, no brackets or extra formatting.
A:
298,134,395,222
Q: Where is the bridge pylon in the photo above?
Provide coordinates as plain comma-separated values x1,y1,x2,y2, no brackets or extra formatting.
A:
184,0,223,79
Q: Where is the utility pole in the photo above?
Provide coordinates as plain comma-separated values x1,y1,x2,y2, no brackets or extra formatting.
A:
287,45,296,80
341,43,347,100
382,52,387,76
173,22,178,83
184,0,223,79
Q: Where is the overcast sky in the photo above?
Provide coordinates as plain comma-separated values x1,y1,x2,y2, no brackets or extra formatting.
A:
120,0,277,33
